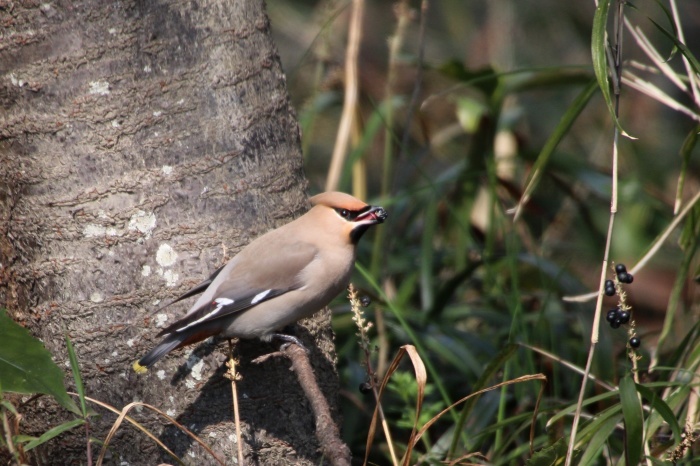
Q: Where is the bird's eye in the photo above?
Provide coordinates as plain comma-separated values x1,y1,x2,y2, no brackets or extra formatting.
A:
340,209,349,218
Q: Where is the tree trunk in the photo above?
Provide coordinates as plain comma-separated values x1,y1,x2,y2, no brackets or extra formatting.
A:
1,0,341,464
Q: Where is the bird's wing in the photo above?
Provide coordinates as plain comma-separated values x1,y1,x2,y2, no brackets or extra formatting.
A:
149,264,226,316
156,241,318,336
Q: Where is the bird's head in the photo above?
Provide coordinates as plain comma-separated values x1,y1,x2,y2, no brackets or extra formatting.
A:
310,191,387,244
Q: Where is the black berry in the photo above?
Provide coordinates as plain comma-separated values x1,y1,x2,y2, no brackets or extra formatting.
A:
618,272,632,284
615,263,627,274
626,274,634,284
606,309,618,322
618,310,630,324
611,319,621,329
605,286,616,297
629,337,641,348
359,382,373,394
360,295,371,307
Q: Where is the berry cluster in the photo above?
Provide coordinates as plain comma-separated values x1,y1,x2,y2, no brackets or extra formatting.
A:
603,263,640,349
606,307,630,328
615,263,634,284
604,264,634,296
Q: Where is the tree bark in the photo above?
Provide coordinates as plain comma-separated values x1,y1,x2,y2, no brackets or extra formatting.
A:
1,0,341,464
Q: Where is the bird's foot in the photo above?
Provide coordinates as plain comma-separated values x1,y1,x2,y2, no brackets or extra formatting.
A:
270,333,310,353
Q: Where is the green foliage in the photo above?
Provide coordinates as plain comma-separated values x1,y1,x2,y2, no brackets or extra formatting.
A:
526,438,569,466
591,0,627,136
386,370,443,430
23,418,86,452
0,309,80,415
284,0,700,464
0,313,97,462
619,376,644,465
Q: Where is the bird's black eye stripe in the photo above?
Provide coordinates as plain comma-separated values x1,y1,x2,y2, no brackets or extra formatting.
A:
335,207,363,220
335,208,352,219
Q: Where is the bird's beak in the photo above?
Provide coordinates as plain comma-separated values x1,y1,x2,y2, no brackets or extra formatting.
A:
355,205,388,225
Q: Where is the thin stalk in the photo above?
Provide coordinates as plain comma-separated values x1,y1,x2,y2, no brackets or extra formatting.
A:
566,1,624,464
370,0,411,277
669,0,700,108
399,0,429,160
85,419,92,466
356,264,458,424
226,340,244,466
349,284,399,466
326,0,364,191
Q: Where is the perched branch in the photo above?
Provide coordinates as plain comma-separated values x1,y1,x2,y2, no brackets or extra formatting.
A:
253,345,351,466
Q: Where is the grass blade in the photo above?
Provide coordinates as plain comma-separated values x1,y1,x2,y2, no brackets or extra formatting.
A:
577,412,620,464
648,18,700,74
619,376,644,466
65,335,88,418
634,384,682,444
591,0,631,138
513,79,598,220
23,418,85,451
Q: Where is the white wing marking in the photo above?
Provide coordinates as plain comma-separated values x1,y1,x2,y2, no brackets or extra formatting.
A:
175,298,235,333
251,289,271,304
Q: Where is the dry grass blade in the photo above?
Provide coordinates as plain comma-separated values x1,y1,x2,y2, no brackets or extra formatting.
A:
563,189,700,302
325,0,364,191
363,344,426,466
622,72,700,121
85,397,224,466
226,340,245,466
407,374,546,457
445,452,489,466
624,18,688,92
400,346,427,466
669,0,700,107
70,394,182,466
519,343,615,391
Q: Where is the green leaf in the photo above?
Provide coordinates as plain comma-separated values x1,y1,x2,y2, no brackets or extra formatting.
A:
1,399,19,416
635,384,683,444
547,390,620,427
648,18,700,74
577,410,621,464
65,335,88,417
504,68,593,93
341,98,398,191
526,437,568,466
650,0,679,60
23,418,85,451
675,125,700,217
0,309,81,415
449,343,519,457
619,376,644,466
455,97,489,133
513,79,598,220
438,60,499,96
12,434,38,444
591,0,630,138
575,403,621,443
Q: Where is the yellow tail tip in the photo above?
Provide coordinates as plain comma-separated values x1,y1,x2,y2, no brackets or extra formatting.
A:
132,361,148,374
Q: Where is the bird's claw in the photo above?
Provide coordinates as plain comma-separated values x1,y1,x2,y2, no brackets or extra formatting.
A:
271,333,310,353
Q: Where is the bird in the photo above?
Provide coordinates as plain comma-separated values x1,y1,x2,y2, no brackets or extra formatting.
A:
133,191,387,373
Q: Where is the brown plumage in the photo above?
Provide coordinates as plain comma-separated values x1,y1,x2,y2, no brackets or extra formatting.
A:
133,192,387,372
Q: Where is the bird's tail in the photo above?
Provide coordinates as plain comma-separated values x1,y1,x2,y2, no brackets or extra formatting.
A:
132,334,188,373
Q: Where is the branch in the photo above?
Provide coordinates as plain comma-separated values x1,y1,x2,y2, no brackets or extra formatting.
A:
253,345,351,466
